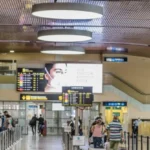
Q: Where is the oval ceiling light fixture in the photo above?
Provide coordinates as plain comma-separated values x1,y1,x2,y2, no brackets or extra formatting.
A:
38,29,92,42
32,3,103,20
41,46,85,55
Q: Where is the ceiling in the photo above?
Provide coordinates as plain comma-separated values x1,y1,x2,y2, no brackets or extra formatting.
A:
0,0,150,57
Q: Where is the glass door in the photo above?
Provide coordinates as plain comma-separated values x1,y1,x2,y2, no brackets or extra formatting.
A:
45,102,58,135
19,102,27,134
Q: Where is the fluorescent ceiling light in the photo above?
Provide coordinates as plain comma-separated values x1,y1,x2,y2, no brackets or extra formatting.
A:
41,46,85,55
32,3,103,20
38,29,92,42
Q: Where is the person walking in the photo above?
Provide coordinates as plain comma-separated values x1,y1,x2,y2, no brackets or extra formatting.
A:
5,114,13,130
91,119,104,148
30,114,37,135
38,115,44,136
106,115,124,150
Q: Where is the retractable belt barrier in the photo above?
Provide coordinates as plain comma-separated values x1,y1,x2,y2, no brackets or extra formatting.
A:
124,132,150,150
0,125,22,150
62,128,73,150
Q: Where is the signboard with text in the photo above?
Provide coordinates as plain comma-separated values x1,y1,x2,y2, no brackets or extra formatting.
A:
17,68,45,91
73,136,85,146
103,102,127,107
62,86,93,107
20,94,62,101
104,57,128,62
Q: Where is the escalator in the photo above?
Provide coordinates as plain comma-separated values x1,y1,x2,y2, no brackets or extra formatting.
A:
104,72,150,104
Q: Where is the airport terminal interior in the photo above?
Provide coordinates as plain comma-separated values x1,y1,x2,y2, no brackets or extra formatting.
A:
1,0,150,150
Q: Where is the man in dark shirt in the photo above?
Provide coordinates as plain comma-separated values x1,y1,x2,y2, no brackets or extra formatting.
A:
30,114,37,135
38,114,44,134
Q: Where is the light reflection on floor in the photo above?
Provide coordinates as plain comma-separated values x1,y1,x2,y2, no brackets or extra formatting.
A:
18,135,63,150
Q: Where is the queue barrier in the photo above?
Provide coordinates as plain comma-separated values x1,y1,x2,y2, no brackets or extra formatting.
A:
62,131,150,150
62,128,73,150
123,132,150,150
0,126,22,150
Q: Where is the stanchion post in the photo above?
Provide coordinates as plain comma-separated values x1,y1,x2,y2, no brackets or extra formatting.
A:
128,132,130,150
132,133,134,150
136,134,138,150
74,107,79,150
4,131,6,150
0,132,1,150
147,136,149,150
67,133,69,150
124,132,126,146
141,135,143,150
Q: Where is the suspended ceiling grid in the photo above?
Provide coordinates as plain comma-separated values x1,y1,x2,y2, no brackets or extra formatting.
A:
0,0,150,56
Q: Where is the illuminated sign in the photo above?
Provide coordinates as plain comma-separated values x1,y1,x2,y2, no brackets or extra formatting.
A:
62,86,93,107
17,68,45,92
106,47,128,52
103,102,127,107
17,63,103,93
104,57,128,62
20,94,62,101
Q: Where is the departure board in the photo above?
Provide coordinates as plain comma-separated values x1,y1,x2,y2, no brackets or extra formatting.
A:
62,86,93,107
17,68,45,91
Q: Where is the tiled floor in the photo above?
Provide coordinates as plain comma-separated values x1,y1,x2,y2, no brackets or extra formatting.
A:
18,135,63,150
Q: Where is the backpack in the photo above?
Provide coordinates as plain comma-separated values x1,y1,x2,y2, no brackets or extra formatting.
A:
12,118,16,127
7,118,15,130
29,117,36,126
29,119,34,126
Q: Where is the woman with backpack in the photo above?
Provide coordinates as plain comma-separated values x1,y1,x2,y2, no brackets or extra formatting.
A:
5,114,14,130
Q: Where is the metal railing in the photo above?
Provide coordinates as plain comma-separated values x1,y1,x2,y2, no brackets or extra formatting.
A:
124,132,150,150
0,126,22,150
62,128,73,150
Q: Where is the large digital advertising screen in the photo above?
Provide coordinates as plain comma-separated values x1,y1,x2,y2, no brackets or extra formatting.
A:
17,63,103,93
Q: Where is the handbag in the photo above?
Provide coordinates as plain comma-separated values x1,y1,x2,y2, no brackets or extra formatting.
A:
105,142,110,150
119,143,126,150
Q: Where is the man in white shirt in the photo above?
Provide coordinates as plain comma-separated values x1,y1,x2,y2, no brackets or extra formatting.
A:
133,118,141,135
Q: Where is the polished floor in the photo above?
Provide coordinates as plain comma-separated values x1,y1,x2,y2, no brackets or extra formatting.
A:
19,135,63,150
15,134,148,150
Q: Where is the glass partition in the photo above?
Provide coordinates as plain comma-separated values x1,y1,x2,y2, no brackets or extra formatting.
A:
0,101,72,135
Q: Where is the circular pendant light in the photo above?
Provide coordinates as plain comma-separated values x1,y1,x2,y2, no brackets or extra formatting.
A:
32,3,103,20
38,29,92,42
41,46,85,55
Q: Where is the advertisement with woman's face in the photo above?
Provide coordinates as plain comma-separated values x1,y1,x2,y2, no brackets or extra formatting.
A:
44,63,67,92
44,63,102,93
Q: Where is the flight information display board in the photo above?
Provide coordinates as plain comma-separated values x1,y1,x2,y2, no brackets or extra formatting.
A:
17,68,45,91
62,86,93,107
